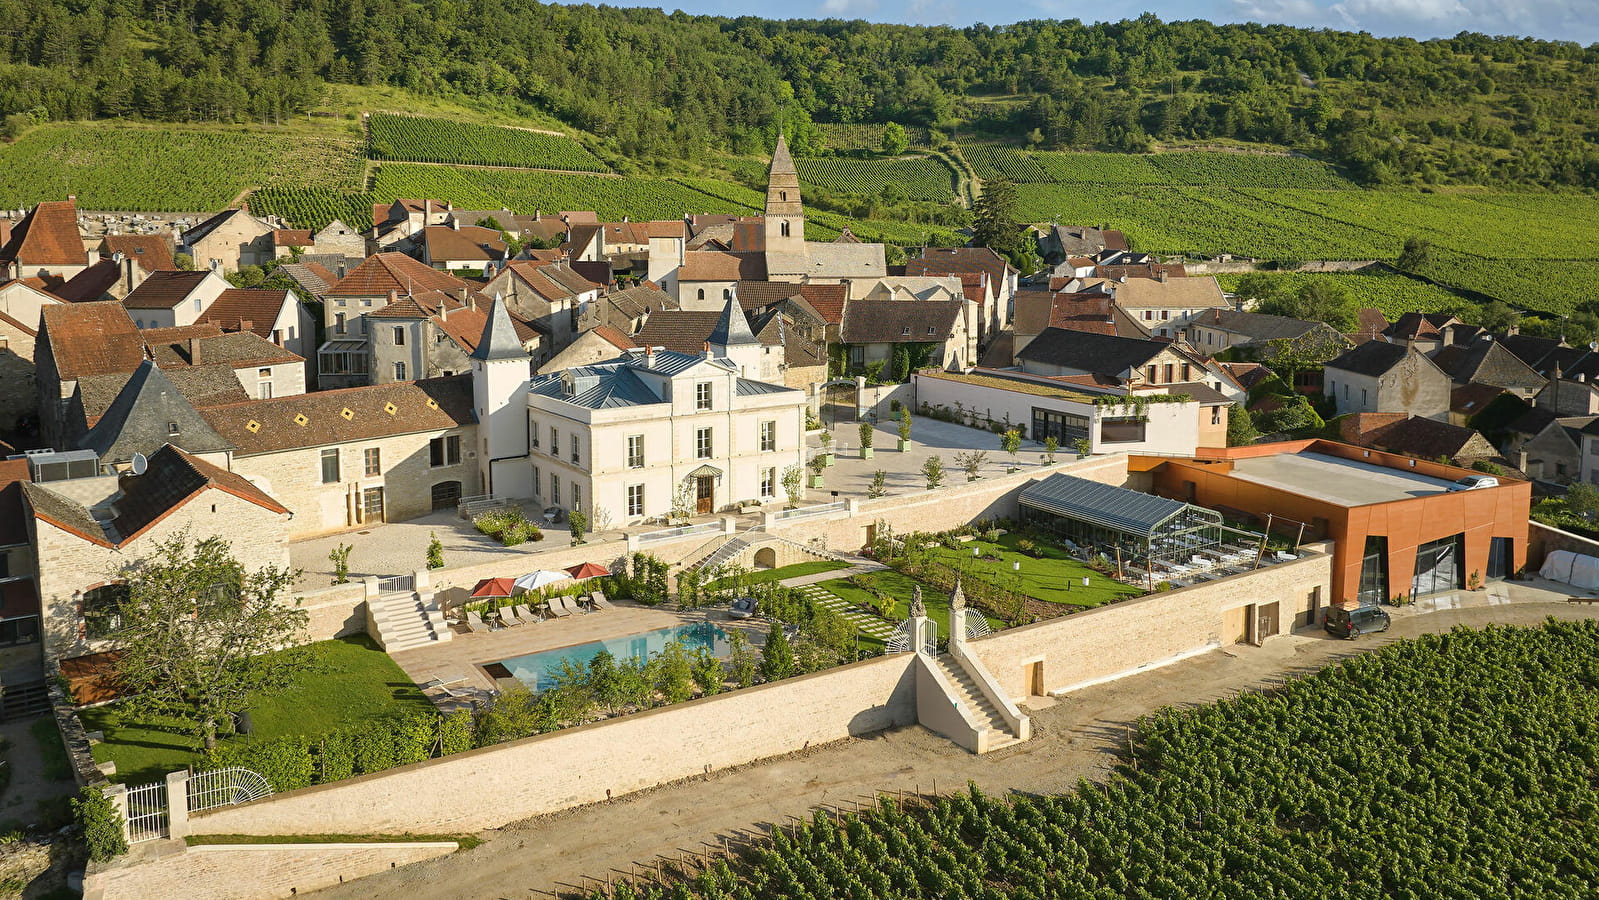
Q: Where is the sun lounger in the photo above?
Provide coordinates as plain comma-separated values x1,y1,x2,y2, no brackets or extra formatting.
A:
546,597,572,618
589,591,614,610
466,609,488,632
498,605,522,626
515,603,539,622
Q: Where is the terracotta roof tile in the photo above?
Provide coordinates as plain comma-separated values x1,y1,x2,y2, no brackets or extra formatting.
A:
146,330,303,369
122,270,213,309
197,289,293,339
591,325,638,350
422,225,506,263
101,234,175,271
273,229,314,248
328,252,466,297
199,376,476,455
52,259,123,303
0,200,83,269
40,301,145,379
906,247,1013,291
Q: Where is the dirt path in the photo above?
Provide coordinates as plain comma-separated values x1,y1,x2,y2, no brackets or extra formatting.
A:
312,596,1589,899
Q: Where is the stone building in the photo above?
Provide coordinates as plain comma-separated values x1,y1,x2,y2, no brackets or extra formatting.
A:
1323,341,1452,422
0,198,89,283
480,259,603,361
180,208,276,272
367,291,541,384
318,254,469,388
120,269,232,329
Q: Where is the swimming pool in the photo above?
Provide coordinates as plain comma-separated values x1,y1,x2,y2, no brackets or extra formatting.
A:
494,622,729,692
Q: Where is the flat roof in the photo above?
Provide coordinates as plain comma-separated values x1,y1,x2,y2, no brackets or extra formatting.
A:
1226,452,1458,506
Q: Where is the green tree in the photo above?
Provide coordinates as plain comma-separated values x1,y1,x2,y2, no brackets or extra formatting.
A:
1232,272,1282,303
971,179,1031,270
1001,429,1022,467
781,463,804,507
1567,482,1599,518
1259,330,1347,389
1043,435,1058,463
898,407,913,444
568,508,588,545
1226,404,1259,446
727,629,758,688
426,532,444,570
759,624,796,681
1397,236,1432,271
111,533,308,750
955,449,988,481
1262,279,1356,332
1477,300,1520,334
692,648,725,696
858,421,874,450
328,543,351,585
922,455,945,490
174,253,195,271
74,786,127,862
868,469,888,498
655,641,695,703
881,122,909,155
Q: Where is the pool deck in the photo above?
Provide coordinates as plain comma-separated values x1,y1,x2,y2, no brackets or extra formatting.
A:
391,600,766,703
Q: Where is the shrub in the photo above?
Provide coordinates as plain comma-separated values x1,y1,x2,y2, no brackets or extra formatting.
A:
329,543,352,585
1016,538,1037,556
74,786,127,862
760,623,796,681
318,732,356,783
211,735,314,792
426,532,445,569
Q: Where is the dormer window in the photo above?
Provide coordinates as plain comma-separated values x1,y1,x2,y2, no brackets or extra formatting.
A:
901,326,911,336
167,422,180,435
927,327,935,335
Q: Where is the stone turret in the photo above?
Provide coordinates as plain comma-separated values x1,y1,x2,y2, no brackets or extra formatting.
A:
763,134,805,255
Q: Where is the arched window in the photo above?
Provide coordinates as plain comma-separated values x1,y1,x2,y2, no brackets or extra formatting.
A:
780,191,787,201
696,289,705,301
780,221,790,237
722,289,731,300
82,583,129,640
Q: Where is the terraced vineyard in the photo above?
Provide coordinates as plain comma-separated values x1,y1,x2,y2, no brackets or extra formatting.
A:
366,113,609,173
249,188,377,232
0,125,363,211
617,621,1599,900
795,157,954,201
370,164,757,221
812,123,931,152
964,145,1053,183
1216,270,1476,319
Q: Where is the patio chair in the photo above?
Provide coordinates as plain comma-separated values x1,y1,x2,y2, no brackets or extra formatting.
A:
514,602,539,622
498,605,523,626
589,591,615,610
570,595,592,613
546,597,572,618
466,609,489,632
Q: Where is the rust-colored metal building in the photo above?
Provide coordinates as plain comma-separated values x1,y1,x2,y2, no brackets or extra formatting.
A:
1133,440,1531,608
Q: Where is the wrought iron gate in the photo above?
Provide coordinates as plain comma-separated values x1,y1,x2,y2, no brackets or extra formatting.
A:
186,767,275,812
125,780,169,843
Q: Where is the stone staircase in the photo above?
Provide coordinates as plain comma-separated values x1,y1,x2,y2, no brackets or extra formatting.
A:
931,654,1023,751
795,583,895,641
368,591,452,652
694,535,756,573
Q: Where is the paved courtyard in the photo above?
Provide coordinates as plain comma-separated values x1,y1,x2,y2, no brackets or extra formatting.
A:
808,416,1062,499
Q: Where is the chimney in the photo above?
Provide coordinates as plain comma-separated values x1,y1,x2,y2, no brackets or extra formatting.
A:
1158,269,1169,283
122,254,142,292
209,258,221,273
240,319,253,336
0,218,10,247
187,337,201,365
1517,450,1528,471
86,248,99,267
388,290,399,304
452,218,460,231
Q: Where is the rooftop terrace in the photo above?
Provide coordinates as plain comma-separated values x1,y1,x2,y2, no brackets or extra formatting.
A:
1226,451,1458,506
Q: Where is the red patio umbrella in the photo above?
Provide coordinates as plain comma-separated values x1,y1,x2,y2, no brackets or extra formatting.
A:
565,562,610,580
470,577,518,599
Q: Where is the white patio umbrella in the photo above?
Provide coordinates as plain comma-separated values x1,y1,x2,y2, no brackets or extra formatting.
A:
513,570,570,594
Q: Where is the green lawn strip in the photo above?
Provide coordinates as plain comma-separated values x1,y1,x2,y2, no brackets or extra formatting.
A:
80,636,429,785
821,570,1002,640
706,560,850,591
925,533,1142,608
187,833,482,850
29,717,72,782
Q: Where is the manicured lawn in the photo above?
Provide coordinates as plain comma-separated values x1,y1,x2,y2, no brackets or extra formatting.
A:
822,571,1002,645
707,559,850,591
926,533,1142,608
79,636,430,785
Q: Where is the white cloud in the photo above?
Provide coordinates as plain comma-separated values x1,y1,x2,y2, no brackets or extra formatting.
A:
1221,0,1595,40
819,0,879,15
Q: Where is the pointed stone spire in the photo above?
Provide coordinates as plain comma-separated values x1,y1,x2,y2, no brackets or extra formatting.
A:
949,576,965,613
708,289,758,348
769,132,796,178
910,584,926,618
470,294,527,362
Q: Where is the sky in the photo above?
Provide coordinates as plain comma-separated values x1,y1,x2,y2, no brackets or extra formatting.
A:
616,0,1599,45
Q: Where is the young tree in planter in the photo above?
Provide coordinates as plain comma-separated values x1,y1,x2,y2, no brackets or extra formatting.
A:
858,421,875,458
759,623,796,681
1074,438,1092,458
1000,429,1022,471
1043,436,1058,464
426,532,444,570
112,533,309,750
807,454,828,488
781,464,804,508
955,450,989,482
328,543,351,585
898,407,913,451
568,508,588,546
922,455,945,491
868,469,888,498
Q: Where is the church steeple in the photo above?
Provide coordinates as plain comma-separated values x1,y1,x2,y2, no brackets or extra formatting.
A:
764,134,805,254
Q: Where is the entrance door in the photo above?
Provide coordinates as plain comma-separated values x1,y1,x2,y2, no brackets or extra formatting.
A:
1027,661,1045,697
1487,537,1512,579
1255,602,1280,643
695,476,714,514
361,487,385,524
430,480,462,511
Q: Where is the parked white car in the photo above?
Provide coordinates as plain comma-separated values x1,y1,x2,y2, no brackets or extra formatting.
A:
1447,475,1499,492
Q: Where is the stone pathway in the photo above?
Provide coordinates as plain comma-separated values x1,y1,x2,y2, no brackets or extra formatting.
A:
779,563,896,640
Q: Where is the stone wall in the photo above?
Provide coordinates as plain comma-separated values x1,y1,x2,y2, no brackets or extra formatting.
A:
1527,521,1599,572
189,653,917,836
965,546,1334,702
0,317,38,434
83,841,458,900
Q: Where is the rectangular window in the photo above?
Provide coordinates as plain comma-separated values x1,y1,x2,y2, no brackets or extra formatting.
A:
1361,388,1368,408
393,326,405,346
429,434,461,467
1211,406,1222,425
761,467,776,498
364,447,381,476
626,484,644,516
550,426,559,453
1162,363,1174,382
257,367,271,378
1160,310,1169,320
1182,364,1192,381
571,483,580,510
0,616,38,647
695,381,712,410
532,464,541,495
627,435,644,468
570,434,579,464
759,420,776,452
696,427,713,459
1146,365,1157,384
1100,416,1147,443
394,362,406,381
1031,408,1090,444
334,313,346,334
320,448,339,484
550,474,560,504
193,297,202,312
259,381,272,399
529,417,539,448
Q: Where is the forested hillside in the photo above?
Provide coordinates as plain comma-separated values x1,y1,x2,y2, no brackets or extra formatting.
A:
1,3,1596,187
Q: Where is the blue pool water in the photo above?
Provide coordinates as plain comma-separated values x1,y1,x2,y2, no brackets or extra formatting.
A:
496,622,729,692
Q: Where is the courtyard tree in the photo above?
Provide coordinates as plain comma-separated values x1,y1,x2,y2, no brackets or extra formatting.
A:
808,454,827,487
328,542,351,585
759,623,796,681
1001,429,1022,470
922,455,945,491
1259,330,1346,391
781,463,804,507
727,629,758,688
955,449,989,482
898,407,913,450
1074,437,1092,458
1043,436,1058,464
859,421,874,458
1227,403,1260,446
426,532,444,570
111,533,309,751
568,508,588,545
868,469,888,498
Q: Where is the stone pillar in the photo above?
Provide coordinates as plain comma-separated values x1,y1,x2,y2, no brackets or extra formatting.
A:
104,783,130,845
845,498,861,517
165,771,190,840
909,585,931,655
362,576,381,601
413,568,432,594
948,577,967,649
721,516,737,535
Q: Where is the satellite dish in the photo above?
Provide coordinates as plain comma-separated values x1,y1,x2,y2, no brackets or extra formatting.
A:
130,453,147,476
